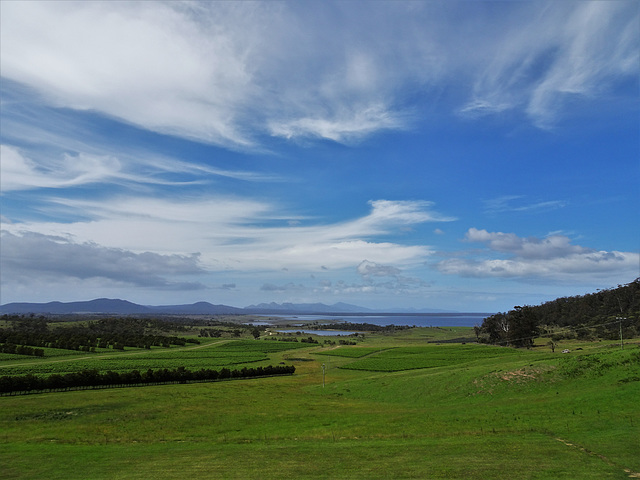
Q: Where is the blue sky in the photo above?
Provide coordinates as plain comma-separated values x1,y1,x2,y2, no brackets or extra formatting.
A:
1,1,638,312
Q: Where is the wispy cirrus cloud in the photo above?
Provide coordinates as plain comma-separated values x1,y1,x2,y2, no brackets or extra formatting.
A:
0,145,209,192
483,196,567,215
1,142,278,193
460,2,638,128
268,104,409,144
0,80,282,190
2,1,636,151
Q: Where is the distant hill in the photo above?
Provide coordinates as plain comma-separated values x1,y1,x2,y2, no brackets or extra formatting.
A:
0,299,368,315
0,299,153,315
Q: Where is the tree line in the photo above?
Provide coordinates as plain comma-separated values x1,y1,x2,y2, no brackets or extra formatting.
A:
313,322,410,332
476,279,639,347
0,364,295,396
0,343,45,357
0,316,200,355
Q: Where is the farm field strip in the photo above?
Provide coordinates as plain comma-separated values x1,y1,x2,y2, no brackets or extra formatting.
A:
0,340,228,368
314,346,391,358
216,340,315,353
0,339,317,377
339,344,529,371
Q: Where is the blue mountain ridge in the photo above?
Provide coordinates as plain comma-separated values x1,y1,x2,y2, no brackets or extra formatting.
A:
0,298,456,315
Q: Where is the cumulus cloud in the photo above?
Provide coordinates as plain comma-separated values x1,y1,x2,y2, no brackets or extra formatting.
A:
437,228,640,281
357,260,401,278
354,260,427,295
1,231,207,290
464,228,591,260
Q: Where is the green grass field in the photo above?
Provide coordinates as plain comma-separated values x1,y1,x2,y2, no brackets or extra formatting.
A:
1,328,638,479
328,344,527,371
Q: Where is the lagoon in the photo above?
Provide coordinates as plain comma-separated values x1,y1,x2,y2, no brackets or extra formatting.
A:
276,329,358,336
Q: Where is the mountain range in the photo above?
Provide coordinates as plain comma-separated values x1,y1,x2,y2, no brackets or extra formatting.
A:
0,298,458,315
0,298,377,315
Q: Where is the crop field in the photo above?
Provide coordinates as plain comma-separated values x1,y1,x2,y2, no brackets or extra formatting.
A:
335,343,527,371
1,326,639,479
0,353,33,362
0,340,313,377
217,339,313,353
314,346,388,358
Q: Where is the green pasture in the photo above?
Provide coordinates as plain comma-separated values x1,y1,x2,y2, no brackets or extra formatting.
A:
1,328,638,479
329,344,527,371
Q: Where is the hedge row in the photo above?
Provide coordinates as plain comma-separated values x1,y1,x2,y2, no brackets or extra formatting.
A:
0,364,295,395
0,343,45,357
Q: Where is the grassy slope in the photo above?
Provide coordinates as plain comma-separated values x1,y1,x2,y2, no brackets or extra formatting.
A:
0,330,638,479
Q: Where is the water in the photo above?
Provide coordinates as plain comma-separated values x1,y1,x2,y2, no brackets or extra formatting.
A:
267,314,491,328
276,329,358,336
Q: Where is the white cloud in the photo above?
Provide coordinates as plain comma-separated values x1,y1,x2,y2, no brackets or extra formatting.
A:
483,196,567,215
353,260,427,296
0,1,255,147
268,103,408,143
460,2,639,127
1,1,416,147
527,3,639,127
0,231,207,290
0,141,276,193
0,144,195,192
464,228,590,260
0,145,123,191
3,1,634,150
437,228,640,281
2,198,444,275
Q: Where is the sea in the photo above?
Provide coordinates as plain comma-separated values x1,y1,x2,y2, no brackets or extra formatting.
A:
264,313,491,328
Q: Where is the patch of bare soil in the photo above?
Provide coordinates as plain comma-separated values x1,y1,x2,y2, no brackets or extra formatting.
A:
472,365,554,395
